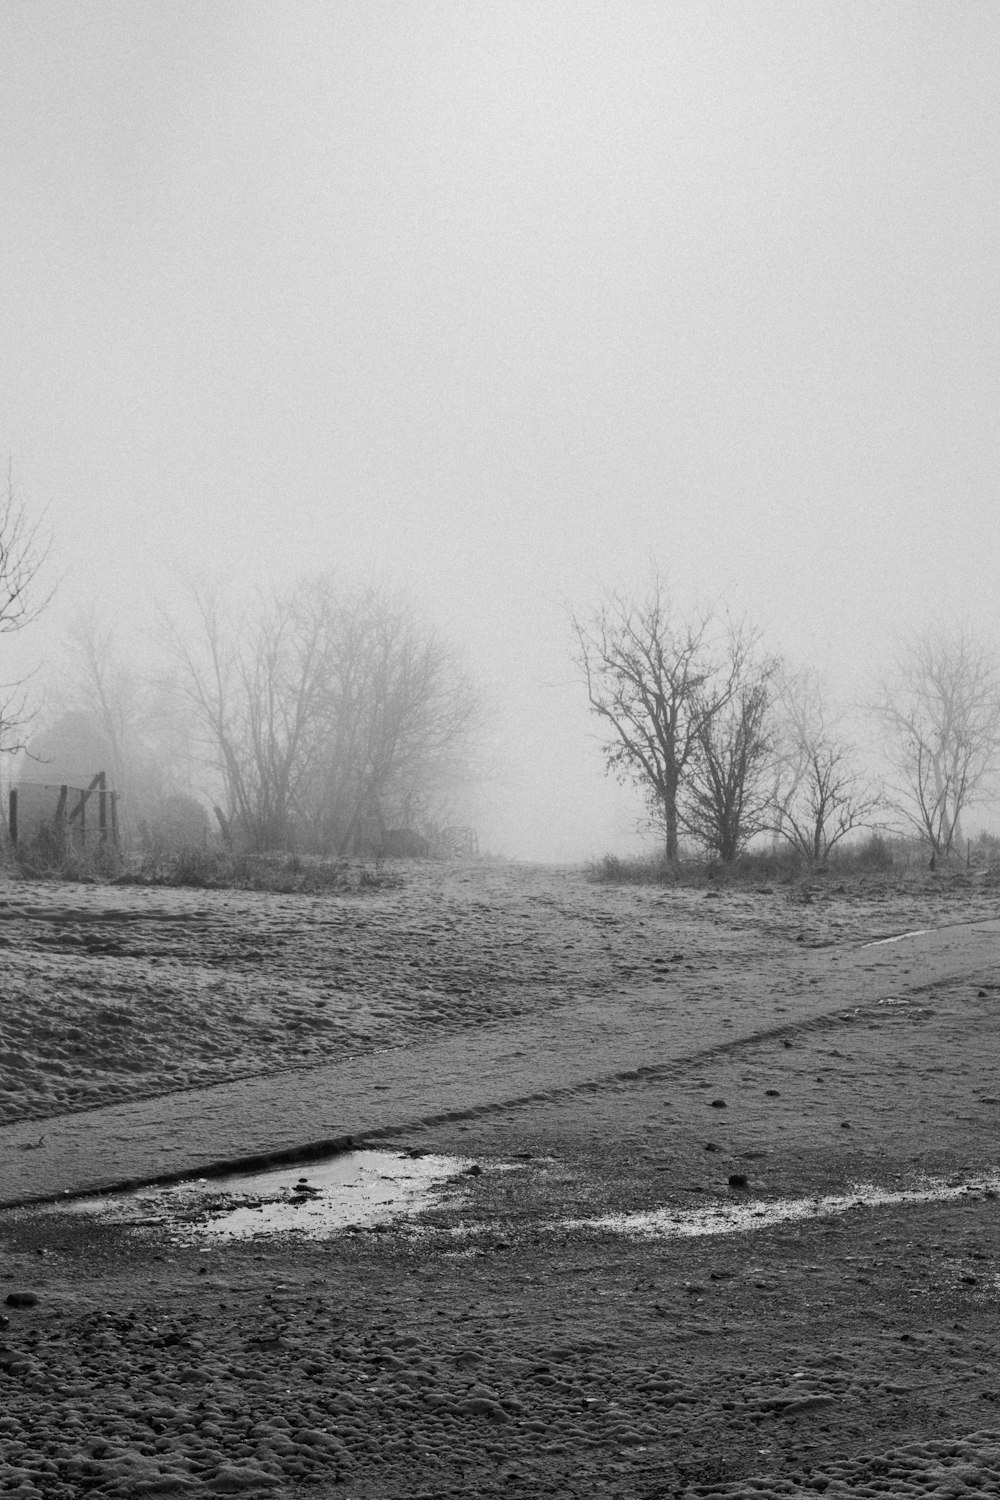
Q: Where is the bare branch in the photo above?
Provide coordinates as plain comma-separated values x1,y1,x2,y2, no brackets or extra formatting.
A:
767,667,883,866
0,462,54,753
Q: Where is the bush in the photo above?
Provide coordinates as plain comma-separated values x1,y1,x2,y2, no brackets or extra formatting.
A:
586,851,678,885
972,831,1000,868
134,793,211,857
716,847,806,883
831,833,896,873
117,847,404,894
587,837,899,888
12,825,124,882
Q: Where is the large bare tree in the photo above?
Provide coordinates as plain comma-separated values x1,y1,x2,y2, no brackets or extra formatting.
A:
570,575,766,862
162,575,478,855
871,626,1000,859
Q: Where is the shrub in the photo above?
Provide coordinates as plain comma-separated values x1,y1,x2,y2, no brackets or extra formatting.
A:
586,851,677,885
134,793,211,857
837,833,895,873
13,827,124,882
117,848,403,894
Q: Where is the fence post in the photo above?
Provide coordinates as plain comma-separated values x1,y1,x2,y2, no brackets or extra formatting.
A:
8,788,16,847
98,772,107,846
54,785,68,854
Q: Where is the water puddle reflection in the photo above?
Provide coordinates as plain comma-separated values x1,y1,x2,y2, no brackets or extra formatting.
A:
862,929,929,947
48,1150,473,1242
41,1156,1000,1248
563,1171,1000,1238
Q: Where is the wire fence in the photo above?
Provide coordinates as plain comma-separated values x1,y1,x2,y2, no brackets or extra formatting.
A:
7,771,119,851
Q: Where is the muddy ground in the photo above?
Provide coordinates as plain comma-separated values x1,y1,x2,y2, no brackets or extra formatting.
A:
0,861,999,1498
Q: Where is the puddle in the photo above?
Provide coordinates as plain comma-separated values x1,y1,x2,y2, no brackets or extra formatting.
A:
37,1154,999,1249
562,1171,1000,1238
44,1150,474,1243
862,929,929,948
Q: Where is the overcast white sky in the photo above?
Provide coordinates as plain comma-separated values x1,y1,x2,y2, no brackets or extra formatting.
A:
2,2,998,859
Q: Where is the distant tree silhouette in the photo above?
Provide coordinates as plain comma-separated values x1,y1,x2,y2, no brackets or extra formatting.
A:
872,625,1000,859
570,573,771,863
162,574,478,855
770,667,882,866
683,663,776,862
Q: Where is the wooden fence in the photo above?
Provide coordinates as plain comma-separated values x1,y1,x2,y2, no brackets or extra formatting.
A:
8,771,119,850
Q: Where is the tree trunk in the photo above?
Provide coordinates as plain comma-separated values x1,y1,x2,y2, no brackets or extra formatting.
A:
664,798,680,863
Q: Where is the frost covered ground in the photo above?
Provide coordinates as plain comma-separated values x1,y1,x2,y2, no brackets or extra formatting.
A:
0,861,998,1497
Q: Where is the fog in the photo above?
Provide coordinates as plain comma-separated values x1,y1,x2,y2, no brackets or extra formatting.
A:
2,3,998,860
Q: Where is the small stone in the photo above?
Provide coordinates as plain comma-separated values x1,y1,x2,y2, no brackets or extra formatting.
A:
710,1099,727,1109
465,1163,482,1176
4,1292,38,1308
765,1089,780,1097
704,1143,720,1152
728,1174,749,1189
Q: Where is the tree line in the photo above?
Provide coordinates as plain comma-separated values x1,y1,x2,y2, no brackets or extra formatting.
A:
2,470,999,867
0,472,479,857
571,573,1000,867
58,575,479,857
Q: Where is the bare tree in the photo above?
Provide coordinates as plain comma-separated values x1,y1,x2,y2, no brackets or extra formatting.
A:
682,652,777,861
162,575,478,855
302,583,479,855
771,668,881,866
161,579,332,851
1,463,53,752
570,574,763,862
872,625,1000,859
